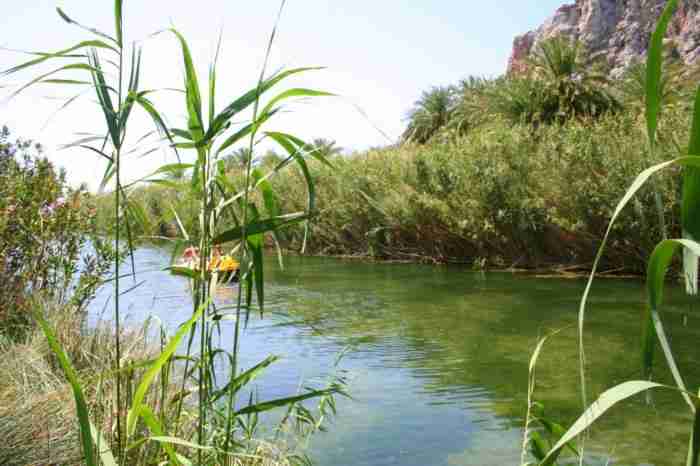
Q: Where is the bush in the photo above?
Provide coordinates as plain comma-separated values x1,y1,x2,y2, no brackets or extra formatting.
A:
270,107,686,271
0,127,114,339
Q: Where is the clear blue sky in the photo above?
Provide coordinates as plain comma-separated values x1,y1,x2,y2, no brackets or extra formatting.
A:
1,0,565,188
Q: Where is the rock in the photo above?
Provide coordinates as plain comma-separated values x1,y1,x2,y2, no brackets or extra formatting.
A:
507,0,700,76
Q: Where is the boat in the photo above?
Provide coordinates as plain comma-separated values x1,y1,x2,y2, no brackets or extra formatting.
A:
176,247,240,284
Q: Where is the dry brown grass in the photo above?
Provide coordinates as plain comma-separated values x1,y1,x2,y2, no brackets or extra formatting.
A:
0,300,304,466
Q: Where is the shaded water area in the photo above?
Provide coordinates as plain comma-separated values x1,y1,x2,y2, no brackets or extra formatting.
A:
88,246,700,466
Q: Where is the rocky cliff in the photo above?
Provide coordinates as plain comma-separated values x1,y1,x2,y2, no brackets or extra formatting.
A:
508,0,700,76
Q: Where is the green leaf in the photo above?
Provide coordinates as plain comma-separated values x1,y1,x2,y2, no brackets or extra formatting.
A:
249,233,265,313
682,87,700,295
259,88,334,118
207,67,324,140
529,431,550,462
40,78,94,86
88,51,121,148
168,266,197,279
540,381,666,465
134,93,181,162
273,131,335,169
33,308,97,466
235,387,340,416
209,30,223,126
168,29,204,142
119,46,143,135
1,40,117,76
126,163,193,187
214,108,279,155
89,421,117,466
644,239,698,410
140,407,180,465
127,299,209,436
689,392,700,466
115,0,124,47
646,0,678,147
211,355,280,403
149,436,213,451
56,7,118,44
266,131,317,251
213,212,309,245
252,168,280,218
8,63,98,100
575,155,700,415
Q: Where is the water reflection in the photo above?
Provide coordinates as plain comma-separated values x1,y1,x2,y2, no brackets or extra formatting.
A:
89,248,700,466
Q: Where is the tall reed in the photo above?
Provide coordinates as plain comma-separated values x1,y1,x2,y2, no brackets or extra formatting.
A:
3,1,344,464
523,1,700,464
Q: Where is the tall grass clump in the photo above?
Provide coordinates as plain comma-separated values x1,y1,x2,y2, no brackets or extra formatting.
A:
3,1,345,464
520,1,700,464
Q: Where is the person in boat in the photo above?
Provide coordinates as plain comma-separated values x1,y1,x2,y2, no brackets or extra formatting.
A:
179,245,239,282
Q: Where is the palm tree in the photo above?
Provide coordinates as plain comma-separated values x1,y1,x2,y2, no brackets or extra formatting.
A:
222,147,254,171
618,61,683,112
524,36,620,123
448,76,493,136
402,86,453,144
312,138,343,158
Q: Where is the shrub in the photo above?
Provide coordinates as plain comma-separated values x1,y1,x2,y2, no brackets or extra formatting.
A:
0,127,113,339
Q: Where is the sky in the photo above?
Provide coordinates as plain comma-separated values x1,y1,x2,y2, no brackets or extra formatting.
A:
0,0,565,189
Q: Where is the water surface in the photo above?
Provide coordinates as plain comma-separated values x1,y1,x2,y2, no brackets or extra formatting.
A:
89,247,700,465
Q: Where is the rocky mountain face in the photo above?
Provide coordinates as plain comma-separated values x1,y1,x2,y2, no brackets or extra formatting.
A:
508,0,700,76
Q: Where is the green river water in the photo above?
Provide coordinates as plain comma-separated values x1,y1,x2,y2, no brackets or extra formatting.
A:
88,247,700,465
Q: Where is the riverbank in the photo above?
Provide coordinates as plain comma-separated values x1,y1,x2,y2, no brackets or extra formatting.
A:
0,297,300,466
104,105,691,276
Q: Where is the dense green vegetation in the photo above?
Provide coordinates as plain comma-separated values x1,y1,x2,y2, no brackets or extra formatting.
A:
3,0,700,465
110,36,700,273
0,127,114,339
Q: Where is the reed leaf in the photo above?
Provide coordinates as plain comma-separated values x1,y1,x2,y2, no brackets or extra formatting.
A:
127,300,208,436
56,7,118,44
682,87,700,295
248,233,265,313
689,392,700,466
211,355,280,403
235,386,341,416
646,0,678,147
90,422,117,466
575,156,700,413
114,0,124,47
140,406,181,465
169,29,204,141
1,40,117,76
209,30,223,126
206,67,324,141
259,88,334,117
252,168,280,218
133,93,181,162
644,238,698,410
88,51,120,148
540,381,667,466
214,108,280,155
213,212,310,244
33,307,97,466
8,62,98,99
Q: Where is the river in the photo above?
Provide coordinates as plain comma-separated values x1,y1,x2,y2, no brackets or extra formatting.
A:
88,246,700,466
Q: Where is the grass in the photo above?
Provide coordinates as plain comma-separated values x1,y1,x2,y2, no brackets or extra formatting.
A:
0,299,309,466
